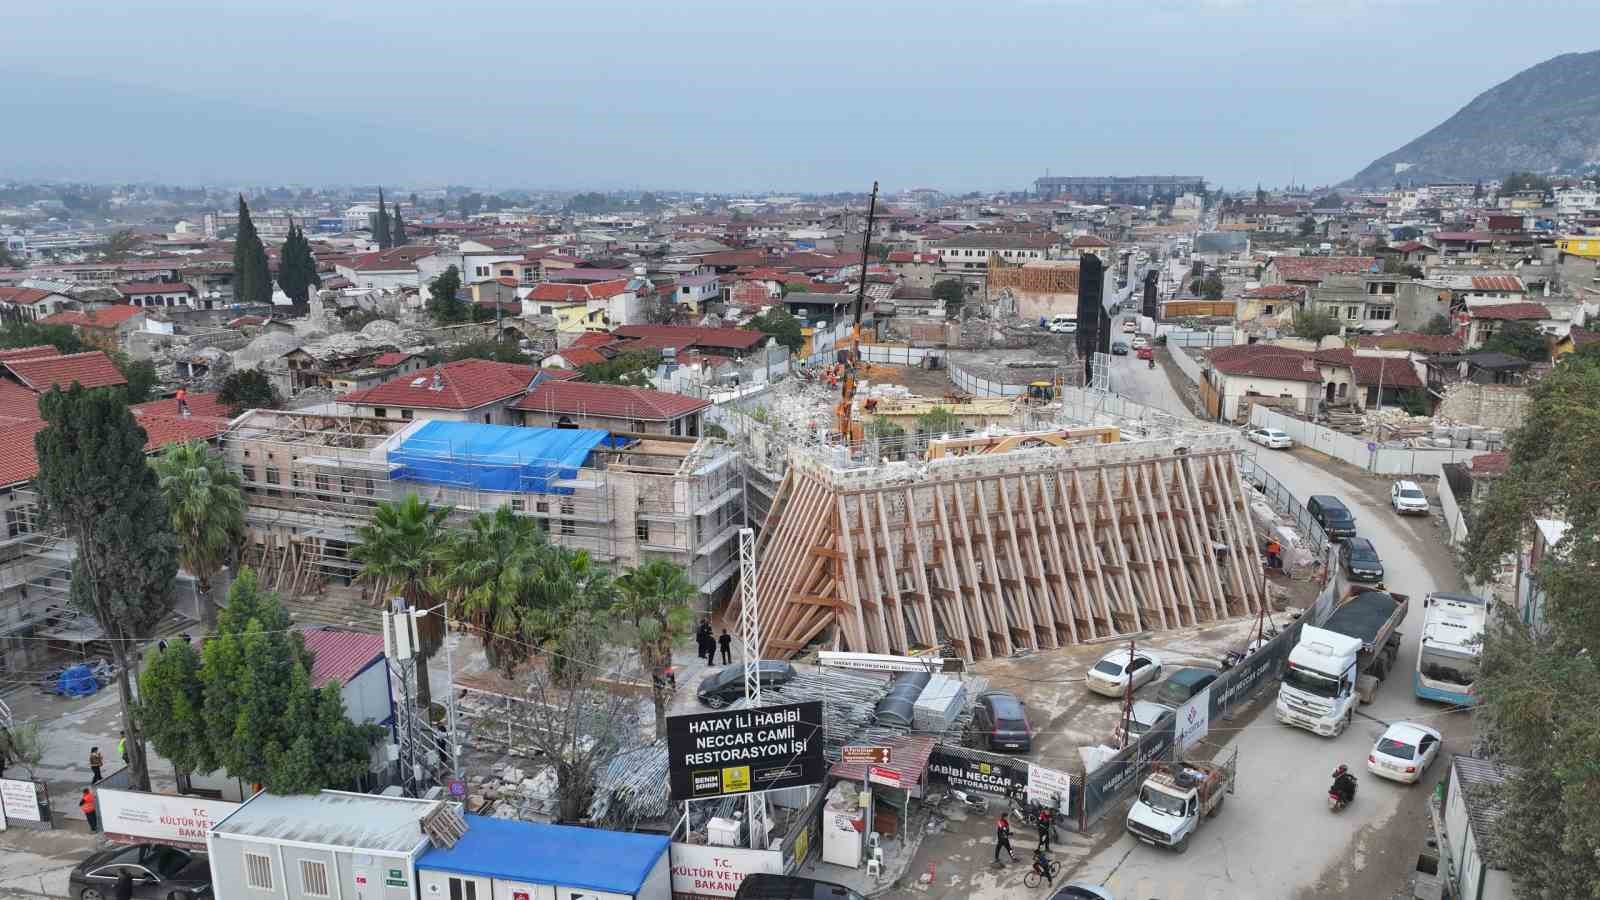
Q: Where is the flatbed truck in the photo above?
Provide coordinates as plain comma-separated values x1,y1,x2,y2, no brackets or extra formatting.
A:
1276,585,1408,737
1125,749,1238,853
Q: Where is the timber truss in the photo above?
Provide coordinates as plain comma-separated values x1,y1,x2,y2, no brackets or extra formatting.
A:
752,436,1265,661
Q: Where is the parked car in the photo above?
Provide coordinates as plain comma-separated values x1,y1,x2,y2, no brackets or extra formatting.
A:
1130,335,1149,350
1367,721,1442,784
1048,884,1118,900
1245,427,1293,449
1086,647,1163,698
1391,480,1429,515
1152,667,1219,707
736,874,866,900
69,844,211,900
1048,315,1078,334
1111,700,1174,745
1340,537,1385,582
1136,346,1154,360
698,660,797,707
1306,494,1357,540
1122,319,1137,333
973,689,1032,752
1110,341,1130,355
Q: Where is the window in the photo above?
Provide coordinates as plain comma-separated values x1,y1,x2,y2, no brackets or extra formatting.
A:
448,877,479,900
483,413,492,424
374,407,387,418
1262,304,1275,316
1367,283,1380,295
1382,282,1397,295
243,852,273,891
1366,305,1393,321
299,860,330,897
561,502,575,535
241,465,257,492
510,497,525,513
535,501,549,514
474,266,489,278
265,468,281,498
636,521,650,543
401,409,414,420
1346,306,1360,321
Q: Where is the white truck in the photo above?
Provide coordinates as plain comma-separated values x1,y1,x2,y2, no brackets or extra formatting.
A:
1125,750,1237,853
1276,586,1408,737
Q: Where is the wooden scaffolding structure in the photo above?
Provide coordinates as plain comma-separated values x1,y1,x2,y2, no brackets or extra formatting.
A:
752,434,1265,661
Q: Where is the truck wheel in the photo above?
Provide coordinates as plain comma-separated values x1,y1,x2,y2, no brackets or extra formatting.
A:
1172,833,1191,854
1207,794,1225,818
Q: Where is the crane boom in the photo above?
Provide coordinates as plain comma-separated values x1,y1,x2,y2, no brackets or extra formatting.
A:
834,180,879,443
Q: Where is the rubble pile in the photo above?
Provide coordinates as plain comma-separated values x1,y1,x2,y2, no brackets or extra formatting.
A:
461,761,561,821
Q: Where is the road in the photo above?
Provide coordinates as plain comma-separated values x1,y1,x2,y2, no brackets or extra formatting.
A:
1064,330,1473,899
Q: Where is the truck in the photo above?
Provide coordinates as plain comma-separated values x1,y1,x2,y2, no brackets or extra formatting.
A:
1276,585,1408,737
1125,750,1238,853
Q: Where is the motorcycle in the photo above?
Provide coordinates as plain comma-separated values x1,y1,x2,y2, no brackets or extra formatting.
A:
930,788,988,815
1328,775,1357,812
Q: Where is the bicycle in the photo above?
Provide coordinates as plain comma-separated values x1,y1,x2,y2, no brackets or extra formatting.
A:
1023,857,1059,888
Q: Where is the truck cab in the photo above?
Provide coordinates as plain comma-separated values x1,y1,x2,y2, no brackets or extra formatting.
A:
1276,626,1362,736
1125,755,1235,853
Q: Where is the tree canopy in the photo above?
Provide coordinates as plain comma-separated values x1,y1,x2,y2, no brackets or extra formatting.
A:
1420,314,1455,336
444,338,530,365
427,266,468,324
352,494,450,711
232,195,273,306
745,306,804,354
932,279,966,307
1482,321,1549,362
578,350,659,387
374,188,391,250
276,224,321,309
1291,309,1342,341
217,368,283,414
1500,172,1552,195
153,440,245,630
0,321,85,354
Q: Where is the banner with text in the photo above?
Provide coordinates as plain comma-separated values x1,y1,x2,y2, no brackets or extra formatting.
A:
669,843,784,899
666,701,825,801
1081,710,1174,820
1026,763,1073,812
0,778,43,824
97,788,242,850
1176,687,1211,752
926,749,1027,797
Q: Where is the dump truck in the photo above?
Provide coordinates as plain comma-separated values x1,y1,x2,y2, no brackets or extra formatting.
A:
1125,750,1238,853
1276,585,1408,737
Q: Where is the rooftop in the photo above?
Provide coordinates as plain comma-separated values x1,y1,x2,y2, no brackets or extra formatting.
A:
1450,755,1513,868
1354,332,1463,354
417,816,669,894
932,233,1059,251
41,306,145,328
611,324,766,353
115,281,194,295
1470,302,1550,321
4,350,127,392
340,359,538,411
1206,344,1322,382
513,380,709,422
300,628,386,688
0,287,63,306
1266,256,1378,281
210,790,435,854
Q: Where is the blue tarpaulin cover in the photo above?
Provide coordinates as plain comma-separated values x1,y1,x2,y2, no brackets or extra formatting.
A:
417,815,669,894
57,664,99,697
388,421,612,494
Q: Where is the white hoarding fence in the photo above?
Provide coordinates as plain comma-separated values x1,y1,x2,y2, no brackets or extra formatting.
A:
1026,763,1073,812
1175,688,1211,752
96,788,242,850
1248,405,1488,477
0,778,43,823
669,843,784,898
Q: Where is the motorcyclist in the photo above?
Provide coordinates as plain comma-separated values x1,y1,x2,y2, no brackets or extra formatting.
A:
1330,765,1357,805
1148,356,1156,370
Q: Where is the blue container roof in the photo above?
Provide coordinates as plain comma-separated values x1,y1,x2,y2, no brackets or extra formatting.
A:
388,421,615,494
417,816,669,893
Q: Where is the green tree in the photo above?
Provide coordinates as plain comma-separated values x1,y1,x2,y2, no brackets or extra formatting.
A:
1462,354,1600,896
432,507,546,677
745,307,804,354
1396,389,1430,416
1292,309,1342,341
5,721,46,780
1311,193,1345,209
390,204,408,247
0,244,23,268
153,441,245,631
276,225,322,309
932,279,966,307
112,352,158,404
136,640,214,776
916,406,963,440
1381,256,1424,278
232,195,272,306
352,494,450,712
217,368,283,414
615,559,694,738
374,188,391,250
0,322,85,354
522,544,615,682
1500,172,1552,195
101,229,141,261
34,385,179,792
1482,321,1549,362
865,416,907,458
1420,314,1454,336
1198,275,1225,299
444,339,530,365
427,265,467,324
579,350,659,387
1297,216,1316,237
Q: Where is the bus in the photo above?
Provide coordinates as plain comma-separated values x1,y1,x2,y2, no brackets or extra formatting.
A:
1414,591,1487,705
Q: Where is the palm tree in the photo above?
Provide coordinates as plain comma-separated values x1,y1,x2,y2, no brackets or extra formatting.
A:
615,559,695,737
352,493,449,711
523,544,615,683
153,440,246,630
432,507,546,677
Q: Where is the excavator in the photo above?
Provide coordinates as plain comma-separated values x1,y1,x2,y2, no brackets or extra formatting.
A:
833,181,879,446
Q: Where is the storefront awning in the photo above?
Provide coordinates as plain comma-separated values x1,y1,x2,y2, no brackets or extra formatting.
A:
828,735,936,785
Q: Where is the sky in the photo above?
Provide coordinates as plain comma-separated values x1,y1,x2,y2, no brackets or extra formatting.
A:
3,0,1599,194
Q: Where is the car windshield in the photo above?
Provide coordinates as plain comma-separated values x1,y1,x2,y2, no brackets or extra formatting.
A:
1376,737,1416,760
1399,488,1425,499
1350,546,1379,563
139,846,191,879
1138,786,1186,816
1283,664,1341,698
703,668,736,690
1324,509,1352,523
1154,683,1192,705
1092,660,1124,676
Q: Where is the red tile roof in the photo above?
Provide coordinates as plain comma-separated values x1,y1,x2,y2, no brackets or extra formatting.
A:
0,417,49,487
0,380,41,419
132,412,230,447
131,392,233,419
782,252,857,269
372,351,419,367
1242,284,1306,300
4,351,127,392
567,331,614,350
1266,256,1377,282
340,358,537,410
1470,303,1549,321
227,315,267,328
1468,275,1523,292
1433,231,1496,243
1313,349,1423,388
1355,332,1463,353
1069,234,1111,248
552,348,607,367
41,306,144,329
1392,240,1431,253
0,287,62,306
115,281,194,296
1470,452,1509,476
1206,344,1323,382
513,380,710,421
611,324,766,352
527,279,632,302
0,346,61,363
349,246,433,272
300,628,386,688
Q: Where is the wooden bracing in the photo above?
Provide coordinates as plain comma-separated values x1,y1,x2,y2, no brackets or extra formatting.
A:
753,446,1262,661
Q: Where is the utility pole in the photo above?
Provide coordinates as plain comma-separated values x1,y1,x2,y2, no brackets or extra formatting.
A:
737,526,769,850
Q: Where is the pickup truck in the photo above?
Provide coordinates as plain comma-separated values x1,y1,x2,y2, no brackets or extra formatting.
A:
1125,749,1238,854
1276,585,1408,737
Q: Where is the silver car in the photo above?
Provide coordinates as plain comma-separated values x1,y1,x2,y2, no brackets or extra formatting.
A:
1391,480,1429,515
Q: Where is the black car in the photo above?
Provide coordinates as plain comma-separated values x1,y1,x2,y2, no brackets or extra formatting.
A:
1152,667,1219,707
735,874,865,900
1340,537,1385,582
1307,494,1357,540
1110,340,1130,355
697,660,797,707
69,844,211,900
973,689,1032,752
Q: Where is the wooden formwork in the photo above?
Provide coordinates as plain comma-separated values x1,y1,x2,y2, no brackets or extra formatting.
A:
751,439,1264,662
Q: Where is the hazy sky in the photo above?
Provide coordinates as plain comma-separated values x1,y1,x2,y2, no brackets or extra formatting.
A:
4,0,1599,193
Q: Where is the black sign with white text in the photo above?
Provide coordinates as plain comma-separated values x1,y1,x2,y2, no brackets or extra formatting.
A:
926,750,1028,797
666,701,825,801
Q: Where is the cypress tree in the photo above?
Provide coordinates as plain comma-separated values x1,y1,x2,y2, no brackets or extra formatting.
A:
375,188,390,250
232,195,272,305
277,225,321,310
390,203,407,247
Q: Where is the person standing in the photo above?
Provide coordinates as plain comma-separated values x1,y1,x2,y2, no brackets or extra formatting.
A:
113,870,133,900
118,731,127,765
80,788,98,833
994,814,1015,863
89,747,104,783
1265,539,1282,571
718,630,732,665
1037,806,1053,852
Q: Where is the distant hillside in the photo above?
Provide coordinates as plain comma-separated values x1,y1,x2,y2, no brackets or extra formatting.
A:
1345,50,1600,188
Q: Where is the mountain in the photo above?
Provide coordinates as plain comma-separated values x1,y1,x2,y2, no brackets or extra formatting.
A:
1345,50,1600,188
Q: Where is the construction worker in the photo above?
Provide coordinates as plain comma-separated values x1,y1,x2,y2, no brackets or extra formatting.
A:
80,788,98,833
1265,539,1282,571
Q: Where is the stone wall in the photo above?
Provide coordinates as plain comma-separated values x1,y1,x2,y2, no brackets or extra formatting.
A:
1436,382,1531,430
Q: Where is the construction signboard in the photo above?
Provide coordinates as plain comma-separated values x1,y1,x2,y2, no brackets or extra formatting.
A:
666,701,825,801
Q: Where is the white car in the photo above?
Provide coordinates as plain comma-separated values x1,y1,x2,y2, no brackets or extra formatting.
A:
1111,699,1174,745
1391,480,1429,515
1245,427,1293,449
1049,319,1078,334
1368,721,1442,784
1086,647,1163,697
1130,335,1149,349
1121,319,1137,333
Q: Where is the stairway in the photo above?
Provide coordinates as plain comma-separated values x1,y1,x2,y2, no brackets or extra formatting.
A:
281,585,383,632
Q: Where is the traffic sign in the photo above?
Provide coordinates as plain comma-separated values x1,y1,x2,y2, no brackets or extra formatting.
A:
869,766,906,789
842,746,891,765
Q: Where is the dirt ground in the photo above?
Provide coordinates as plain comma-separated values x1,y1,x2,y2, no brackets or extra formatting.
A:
860,361,961,398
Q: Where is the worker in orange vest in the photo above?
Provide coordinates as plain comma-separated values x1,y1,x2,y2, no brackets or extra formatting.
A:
80,788,98,833
1265,539,1282,571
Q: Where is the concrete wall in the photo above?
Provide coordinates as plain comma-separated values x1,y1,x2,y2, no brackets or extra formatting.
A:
1436,382,1531,430
1247,405,1489,477
1168,341,1204,384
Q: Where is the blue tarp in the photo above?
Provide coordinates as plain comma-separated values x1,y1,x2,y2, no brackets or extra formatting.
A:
57,664,99,697
388,421,612,495
417,816,669,894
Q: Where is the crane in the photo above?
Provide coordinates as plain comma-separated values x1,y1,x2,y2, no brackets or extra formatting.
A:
833,180,879,444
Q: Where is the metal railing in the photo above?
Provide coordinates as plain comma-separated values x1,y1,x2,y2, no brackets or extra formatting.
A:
1237,454,1328,557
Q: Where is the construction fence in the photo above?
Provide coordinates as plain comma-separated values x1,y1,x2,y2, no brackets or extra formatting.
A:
1247,406,1489,477
1237,454,1329,558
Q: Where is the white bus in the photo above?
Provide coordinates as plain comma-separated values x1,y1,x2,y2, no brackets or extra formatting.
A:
1414,591,1487,706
